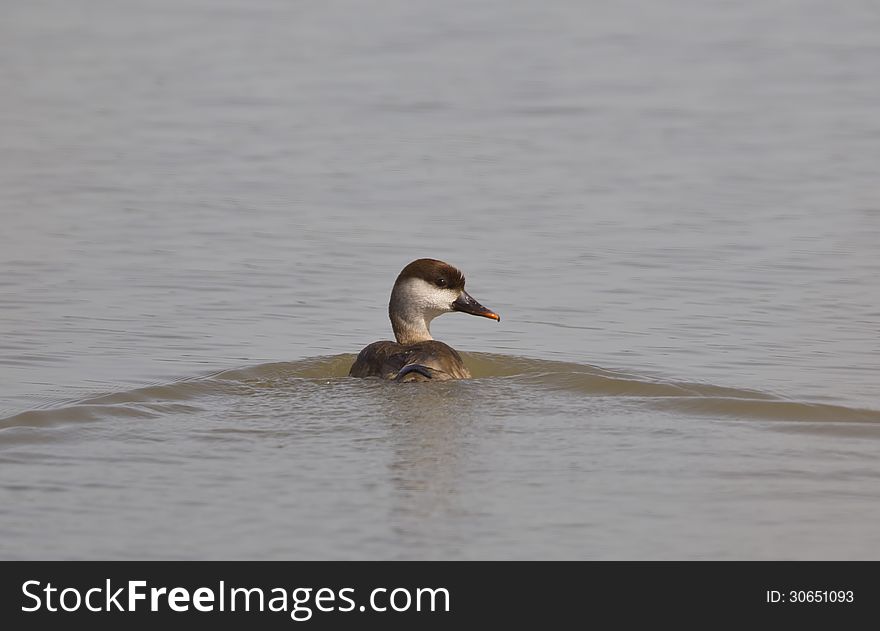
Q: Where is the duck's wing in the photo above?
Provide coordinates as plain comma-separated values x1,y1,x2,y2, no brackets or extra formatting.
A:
393,342,471,381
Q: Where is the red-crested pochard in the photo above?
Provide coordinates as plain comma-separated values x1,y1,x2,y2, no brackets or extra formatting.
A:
349,258,500,382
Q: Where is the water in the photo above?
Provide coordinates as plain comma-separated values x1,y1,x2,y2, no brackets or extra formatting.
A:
1,0,879,559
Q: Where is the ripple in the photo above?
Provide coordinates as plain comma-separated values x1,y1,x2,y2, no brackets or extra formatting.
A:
2,353,877,433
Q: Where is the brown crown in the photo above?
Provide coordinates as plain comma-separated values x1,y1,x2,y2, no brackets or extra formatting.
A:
395,258,466,290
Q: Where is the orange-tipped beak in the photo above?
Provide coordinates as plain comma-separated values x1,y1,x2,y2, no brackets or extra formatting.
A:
452,290,501,322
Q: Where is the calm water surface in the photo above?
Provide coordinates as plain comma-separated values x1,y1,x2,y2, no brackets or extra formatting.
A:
1,0,879,559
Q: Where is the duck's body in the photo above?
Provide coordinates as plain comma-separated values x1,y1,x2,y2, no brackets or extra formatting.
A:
349,258,500,382
349,340,470,382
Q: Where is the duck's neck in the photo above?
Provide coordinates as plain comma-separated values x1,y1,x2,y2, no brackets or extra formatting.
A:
389,287,435,345
390,311,433,345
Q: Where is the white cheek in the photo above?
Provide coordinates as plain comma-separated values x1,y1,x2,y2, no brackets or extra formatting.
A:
434,288,459,312
406,280,457,314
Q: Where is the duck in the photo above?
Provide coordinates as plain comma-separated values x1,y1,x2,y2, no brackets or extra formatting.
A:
349,258,500,382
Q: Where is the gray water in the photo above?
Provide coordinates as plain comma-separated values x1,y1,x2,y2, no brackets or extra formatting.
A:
1,0,879,559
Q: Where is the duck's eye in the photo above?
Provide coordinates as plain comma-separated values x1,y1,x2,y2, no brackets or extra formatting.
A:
435,278,447,288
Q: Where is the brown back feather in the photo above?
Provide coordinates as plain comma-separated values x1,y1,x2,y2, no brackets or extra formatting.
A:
348,340,470,380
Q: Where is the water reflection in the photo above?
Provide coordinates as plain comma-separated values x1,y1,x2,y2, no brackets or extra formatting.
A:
379,383,477,527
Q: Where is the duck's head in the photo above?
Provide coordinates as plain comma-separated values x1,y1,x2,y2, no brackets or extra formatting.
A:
389,258,500,345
